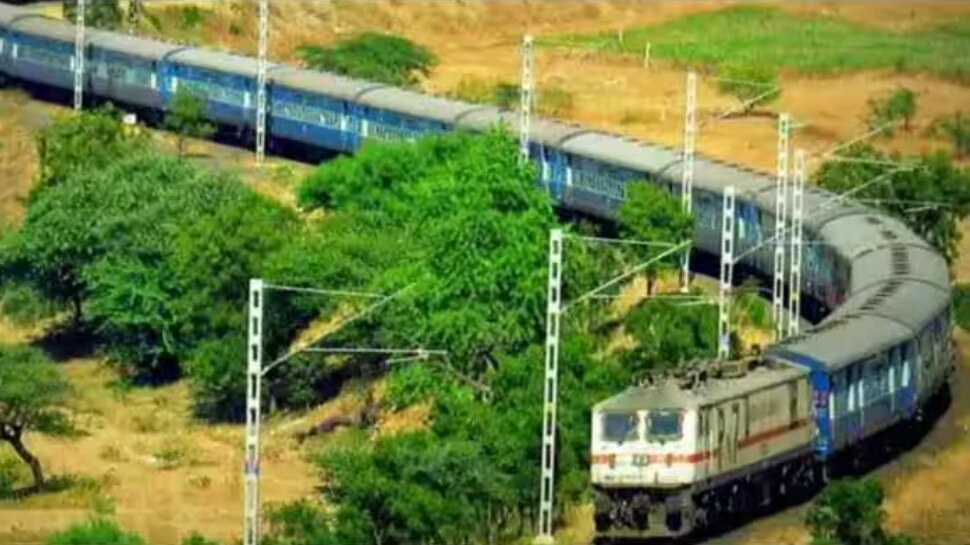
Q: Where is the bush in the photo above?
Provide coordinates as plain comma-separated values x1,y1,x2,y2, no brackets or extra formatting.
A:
0,455,24,499
867,87,918,134
177,6,207,31
383,364,443,410
0,282,59,327
298,33,437,87
45,518,145,545
954,284,970,330
262,499,343,545
62,0,122,29
716,64,781,116
928,112,970,158
449,78,575,117
181,532,219,545
806,478,916,545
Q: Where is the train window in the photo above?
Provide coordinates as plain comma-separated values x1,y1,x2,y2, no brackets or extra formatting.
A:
903,357,911,387
601,412,640,443
847,367,856,412
646,409,683,442
17,43,72,71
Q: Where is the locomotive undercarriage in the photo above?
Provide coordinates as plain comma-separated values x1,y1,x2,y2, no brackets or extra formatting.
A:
592,454,820,542
593,486,696,539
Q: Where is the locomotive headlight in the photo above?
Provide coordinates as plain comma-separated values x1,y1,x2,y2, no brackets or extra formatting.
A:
632,454,649,466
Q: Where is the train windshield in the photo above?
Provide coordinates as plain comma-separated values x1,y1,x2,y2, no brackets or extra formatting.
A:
601,412,640,443
647,409,683,441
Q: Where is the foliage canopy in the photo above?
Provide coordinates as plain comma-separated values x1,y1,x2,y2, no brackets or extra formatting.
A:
867,88,918,134
716,64,781,116
165,88,215,157
814,143,970,264
806,479,915,545
0,343,72,492
298,33,437,87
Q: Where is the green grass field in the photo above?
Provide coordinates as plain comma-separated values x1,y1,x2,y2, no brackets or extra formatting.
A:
543,5,970,79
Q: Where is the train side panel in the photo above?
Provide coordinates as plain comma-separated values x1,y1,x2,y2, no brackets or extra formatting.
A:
695,375,813,485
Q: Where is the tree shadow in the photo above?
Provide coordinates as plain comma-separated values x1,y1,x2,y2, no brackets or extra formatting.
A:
4,472,95,501
28,321,98,363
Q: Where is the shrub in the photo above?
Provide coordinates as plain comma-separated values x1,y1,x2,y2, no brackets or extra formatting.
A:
867,87,918,134
716,64,781,116
45,518,145,545
928,112,970,158
298,33,437,87
181,532,219,545
62,0,121,29
447,78,574,116
806,478,916,545
177,6,207,31
383,364,442,410
0,455,24,499
0,282,59,327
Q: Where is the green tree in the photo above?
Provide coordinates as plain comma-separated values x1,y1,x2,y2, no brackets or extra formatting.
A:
164,88,215,157
46,517,144,545
716,64,781,116
34,105,149,195
298,33,437,87
617,181,693,295
867,88,918,134
806,478,915,545
62,0,122,29
814,144,970,264
621,299,718,376
0,344,72,493
4,107,148,323
5,152,296,386
297,130,566,376
319,431,507,545
927,112,970,158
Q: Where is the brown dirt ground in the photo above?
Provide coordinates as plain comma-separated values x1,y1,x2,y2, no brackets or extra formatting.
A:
0,354,422,544
0,359,322,544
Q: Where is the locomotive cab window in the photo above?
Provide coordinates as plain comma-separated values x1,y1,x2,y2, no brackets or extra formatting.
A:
601,412,640,443
646,409,683,442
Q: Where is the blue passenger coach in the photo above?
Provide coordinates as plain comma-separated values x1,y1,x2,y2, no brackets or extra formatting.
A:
7,15,76,90
162,48,261,130
88,30,175,110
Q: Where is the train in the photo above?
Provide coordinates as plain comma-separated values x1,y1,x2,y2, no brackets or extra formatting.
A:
0,3,955,540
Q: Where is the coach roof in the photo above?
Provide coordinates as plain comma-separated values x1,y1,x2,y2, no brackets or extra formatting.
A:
166,47,264,78
88,29,178,61
10,14,75,43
